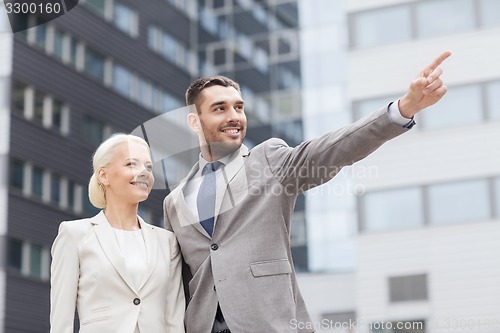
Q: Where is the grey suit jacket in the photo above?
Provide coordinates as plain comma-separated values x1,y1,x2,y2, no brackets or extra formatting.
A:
164,107,408,333
50,211,185,333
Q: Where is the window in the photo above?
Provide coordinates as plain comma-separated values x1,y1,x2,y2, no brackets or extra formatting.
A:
84,0,138,36
421,84,483,129
33,90,45,123
29,244,43,278
351,6,411,49
11,81,26,114
162,33,180,63
83,116,105,146
84,47,106,83
113,64,134,98
85,0,106,16
7,239,50,280
67,179,76,211
480,0,500,28
53,29,65,61
200,6,218,35
68,36,79,67
148,25,190,70
34,18,47,49
428,179,491,225
113,1,138,36
137,79,153,109
166,0,196,18
10,159,25,190
51,174,61,205
254,47,269,73
32,166,44,199
14,82,70,134
52,99,66,133
416,0,475,38
161,91,180,113
389,274,428,302
8,239,23,271
487,80,500,121
363,187,424,232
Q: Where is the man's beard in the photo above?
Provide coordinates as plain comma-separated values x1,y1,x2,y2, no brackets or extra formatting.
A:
200,121,245,160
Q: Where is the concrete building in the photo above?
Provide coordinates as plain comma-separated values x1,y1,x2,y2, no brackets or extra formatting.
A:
0,0,303,331
298,1,500,333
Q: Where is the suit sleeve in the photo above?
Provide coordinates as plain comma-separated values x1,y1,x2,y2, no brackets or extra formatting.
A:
163,196,173,232
50,222,79,333
165,232,186,332
264,106,408,193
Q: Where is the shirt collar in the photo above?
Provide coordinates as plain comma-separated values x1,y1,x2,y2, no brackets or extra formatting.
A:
198,147,240,173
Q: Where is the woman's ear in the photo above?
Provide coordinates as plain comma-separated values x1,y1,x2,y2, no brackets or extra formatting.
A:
187,112,200,133
97,168,109,186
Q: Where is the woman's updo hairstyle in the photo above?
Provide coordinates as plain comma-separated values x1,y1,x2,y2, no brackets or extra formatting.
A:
88,134,149,209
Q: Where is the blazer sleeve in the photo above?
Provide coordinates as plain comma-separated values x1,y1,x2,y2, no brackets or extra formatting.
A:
50,222,79,333
264,106,408,193
165,232,186,332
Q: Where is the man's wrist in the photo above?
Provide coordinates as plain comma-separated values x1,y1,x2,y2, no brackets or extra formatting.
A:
388,100,416,128
398,96,420,118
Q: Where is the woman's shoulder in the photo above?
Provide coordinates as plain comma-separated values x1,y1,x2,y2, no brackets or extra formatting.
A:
58,212,102,234
143,222,174,238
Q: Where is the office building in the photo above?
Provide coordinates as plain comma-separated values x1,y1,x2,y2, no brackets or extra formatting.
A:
298,1,500,332
0,0,304,331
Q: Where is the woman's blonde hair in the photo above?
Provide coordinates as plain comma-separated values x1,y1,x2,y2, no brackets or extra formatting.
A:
88,134,150,209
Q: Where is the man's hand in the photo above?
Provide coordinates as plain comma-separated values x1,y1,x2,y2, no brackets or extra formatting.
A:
399,51,452,118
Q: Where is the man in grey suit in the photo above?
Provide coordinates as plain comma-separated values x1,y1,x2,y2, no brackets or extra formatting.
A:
164,51,451,333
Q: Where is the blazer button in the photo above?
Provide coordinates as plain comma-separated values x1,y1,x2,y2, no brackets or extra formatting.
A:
133,298,141,305
211,244,218,251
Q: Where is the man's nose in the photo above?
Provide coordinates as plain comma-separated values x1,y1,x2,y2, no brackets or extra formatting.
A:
226,107,240,121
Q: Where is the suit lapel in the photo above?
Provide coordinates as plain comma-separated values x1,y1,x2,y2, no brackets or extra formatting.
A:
173,145,250,238
137,217,158,291
92,211,137,293
215,145,250,222
173,163,212,238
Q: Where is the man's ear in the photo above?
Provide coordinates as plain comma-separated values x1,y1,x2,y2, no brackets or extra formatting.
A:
187,112,200,133
97,168,109,186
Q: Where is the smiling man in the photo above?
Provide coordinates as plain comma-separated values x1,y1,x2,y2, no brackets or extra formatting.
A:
164,51,451,333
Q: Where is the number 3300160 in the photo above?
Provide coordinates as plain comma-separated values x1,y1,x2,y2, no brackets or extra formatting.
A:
5,2,62,14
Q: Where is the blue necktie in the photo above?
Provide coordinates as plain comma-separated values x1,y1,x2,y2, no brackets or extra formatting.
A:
197,162,220,236
198,162,225,323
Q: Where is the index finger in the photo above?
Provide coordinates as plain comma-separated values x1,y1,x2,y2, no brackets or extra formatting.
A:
422,51,452,76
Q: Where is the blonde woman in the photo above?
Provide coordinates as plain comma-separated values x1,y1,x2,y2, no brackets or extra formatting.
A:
50,134,185,333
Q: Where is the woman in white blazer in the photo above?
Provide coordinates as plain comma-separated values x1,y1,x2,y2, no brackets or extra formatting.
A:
50,134,185,333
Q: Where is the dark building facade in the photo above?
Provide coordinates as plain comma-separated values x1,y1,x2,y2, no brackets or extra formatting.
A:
1,0,305,331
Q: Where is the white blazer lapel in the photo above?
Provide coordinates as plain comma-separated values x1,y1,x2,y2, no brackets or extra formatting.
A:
137,217,158,291
92,211,138,293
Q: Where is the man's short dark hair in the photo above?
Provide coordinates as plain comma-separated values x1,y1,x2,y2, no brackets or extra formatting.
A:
185,76,241,112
